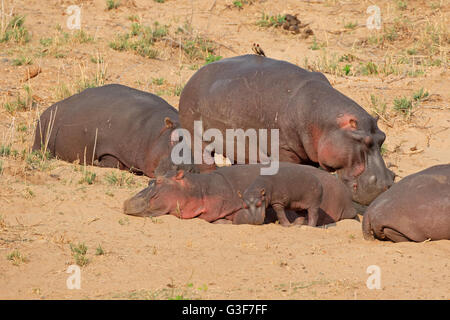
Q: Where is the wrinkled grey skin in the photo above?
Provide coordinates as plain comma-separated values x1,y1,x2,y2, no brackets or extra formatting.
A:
179,54,395,205
363,164,450,242
32,84,189,177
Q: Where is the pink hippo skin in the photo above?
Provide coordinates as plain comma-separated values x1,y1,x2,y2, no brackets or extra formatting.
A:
124,163,357,226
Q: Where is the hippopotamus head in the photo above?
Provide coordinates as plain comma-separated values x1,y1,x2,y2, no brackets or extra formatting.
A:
152,118,199,177
123,170,194,217
238,188,266,225
315,112,395,205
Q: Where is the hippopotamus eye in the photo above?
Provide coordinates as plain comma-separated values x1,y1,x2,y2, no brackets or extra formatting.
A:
243,202,249,209
363,136,374,148
256,200,262,207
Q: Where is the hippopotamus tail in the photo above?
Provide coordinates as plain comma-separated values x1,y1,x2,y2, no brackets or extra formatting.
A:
362,213,374,240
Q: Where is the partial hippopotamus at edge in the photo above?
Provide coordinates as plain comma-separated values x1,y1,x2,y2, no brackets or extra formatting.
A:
363,164,450,242
179,54,395,205
123,163,357,226
32,84,186,177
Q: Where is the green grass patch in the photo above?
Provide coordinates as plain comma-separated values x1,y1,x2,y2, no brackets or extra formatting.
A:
79,170,96,185
0,144,12,157
3,85,35,114
393,97,413,116
413,88,429,101
12,56,33,66
0,15,31,44
109,22,168,59
70,243,89,266
204,53,222,65
95,245,105,256
344,22,357,30
105,171,135,187
152,78,165,85
7,250,29,266
256,12,286,28
359,61,378,75
396,0,408,10
342,64,351,75
106,0,121,10
25,149,52,171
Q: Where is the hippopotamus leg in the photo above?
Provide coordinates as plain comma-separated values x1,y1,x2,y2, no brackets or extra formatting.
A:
96,155,125,170
306,206,320,227
383,228,410,242
272,204,291,226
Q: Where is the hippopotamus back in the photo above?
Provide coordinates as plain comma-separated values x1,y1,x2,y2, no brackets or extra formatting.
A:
33,84,179,177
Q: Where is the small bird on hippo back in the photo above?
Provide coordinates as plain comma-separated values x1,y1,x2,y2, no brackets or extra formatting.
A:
252,43,266,56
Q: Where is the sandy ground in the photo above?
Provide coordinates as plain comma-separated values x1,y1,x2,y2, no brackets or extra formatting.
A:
0,0,449,299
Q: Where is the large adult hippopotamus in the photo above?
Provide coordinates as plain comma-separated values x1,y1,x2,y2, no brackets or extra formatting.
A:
178,54,395,205
32,84,181,177
363,164,450,242
123,163,357,226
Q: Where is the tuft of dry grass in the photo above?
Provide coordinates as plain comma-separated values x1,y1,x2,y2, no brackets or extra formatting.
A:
7,250,29,266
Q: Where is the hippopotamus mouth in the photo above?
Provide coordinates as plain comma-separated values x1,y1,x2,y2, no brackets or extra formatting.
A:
123,183,168,217
336,150,395,206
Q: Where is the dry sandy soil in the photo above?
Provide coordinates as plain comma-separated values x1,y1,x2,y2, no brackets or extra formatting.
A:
0,0,449,299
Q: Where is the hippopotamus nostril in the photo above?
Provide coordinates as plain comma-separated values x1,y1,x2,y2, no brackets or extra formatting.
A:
369,175,377,185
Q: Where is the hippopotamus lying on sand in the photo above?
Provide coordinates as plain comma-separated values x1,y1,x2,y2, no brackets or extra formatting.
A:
363,164,450,242
32,84,182,177
123,163,357,226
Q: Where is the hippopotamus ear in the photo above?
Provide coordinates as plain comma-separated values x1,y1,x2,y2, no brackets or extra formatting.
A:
175,169,185,180
170,130,180,146
164,117,175,129
337,114,358,131
260,188,265,196
237,190,243,198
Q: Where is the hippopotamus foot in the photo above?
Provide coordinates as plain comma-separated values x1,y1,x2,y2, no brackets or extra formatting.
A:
383,228,410,242
272,204,291,227
307,206,320,227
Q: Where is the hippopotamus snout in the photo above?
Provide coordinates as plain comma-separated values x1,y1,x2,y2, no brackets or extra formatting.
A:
241,197,266,225
123,181,168,217
350,152,395,205
123,186,153,216
367,168,395,191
